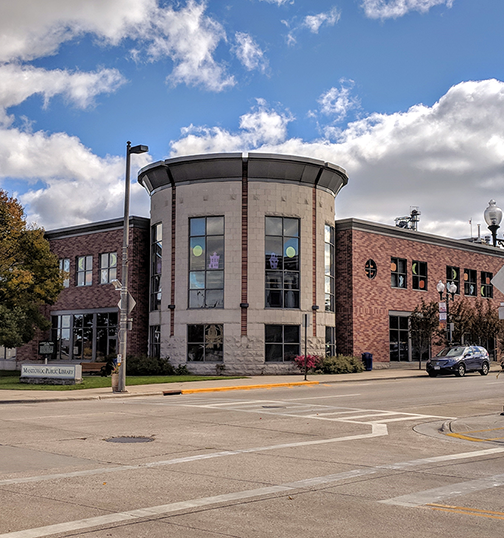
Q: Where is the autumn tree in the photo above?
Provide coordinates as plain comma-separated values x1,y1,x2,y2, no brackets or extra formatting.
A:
0,190,62,348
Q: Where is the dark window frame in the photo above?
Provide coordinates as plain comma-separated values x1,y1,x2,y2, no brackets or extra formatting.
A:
187,324,224,362
150,223,162,311
324,224,335,312
412,260,428,291
481,271,493,298
464,268,477,296
446,266,460,295
391,257,407,289
265,324,300,362
100,252,117,285
76,255,92,287
59,258,70,288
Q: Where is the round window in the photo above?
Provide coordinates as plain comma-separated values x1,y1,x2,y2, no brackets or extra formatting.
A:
365,259,377,279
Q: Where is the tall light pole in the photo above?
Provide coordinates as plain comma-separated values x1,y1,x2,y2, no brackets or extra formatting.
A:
436,280,457,345
117,141,148,392
484,199,503,247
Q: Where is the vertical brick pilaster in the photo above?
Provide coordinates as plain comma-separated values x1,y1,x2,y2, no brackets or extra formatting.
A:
170,182,176,337
312,186,317,337
241,157,248,336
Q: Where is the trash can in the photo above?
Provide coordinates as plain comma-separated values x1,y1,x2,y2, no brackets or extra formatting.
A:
362,352,373,371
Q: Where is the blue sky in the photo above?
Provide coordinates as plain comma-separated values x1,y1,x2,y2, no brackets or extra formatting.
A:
1,0,504,239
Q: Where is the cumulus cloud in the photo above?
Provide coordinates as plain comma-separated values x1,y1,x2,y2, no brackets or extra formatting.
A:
0,127,150,229
313,79,360,126
233,33,268,73
302,7,341,33
170,79,504,238
284,6,341,45
361,0,454,20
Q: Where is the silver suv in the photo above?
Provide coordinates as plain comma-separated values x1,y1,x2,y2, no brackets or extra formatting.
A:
426,346,490,377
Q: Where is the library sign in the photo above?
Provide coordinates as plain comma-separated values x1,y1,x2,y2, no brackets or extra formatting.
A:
20,364,82,384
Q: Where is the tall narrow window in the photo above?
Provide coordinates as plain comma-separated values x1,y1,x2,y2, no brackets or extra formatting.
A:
389,315,409,362
391,257,407,289
325,225,335,312
412,260,427,290
325,326,336,357
151,223,162,311
189,217,224,309
59,258,70,288
446,266,460,294
100,252,117,284
265,325,300,362
76,256,92,286
265,217,300,308
51,315,71,360
150,325,161,358
464,268,477,296
481,271,493,298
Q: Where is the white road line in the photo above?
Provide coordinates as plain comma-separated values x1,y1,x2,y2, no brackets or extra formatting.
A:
0,424,388,487
3,446,504,538
380,473,504,508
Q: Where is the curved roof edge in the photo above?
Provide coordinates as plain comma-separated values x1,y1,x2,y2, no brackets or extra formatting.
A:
138,152,348,197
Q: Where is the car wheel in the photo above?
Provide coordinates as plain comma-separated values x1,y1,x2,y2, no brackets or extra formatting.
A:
480,362,489,376
455,363,466,377
428,371,437,377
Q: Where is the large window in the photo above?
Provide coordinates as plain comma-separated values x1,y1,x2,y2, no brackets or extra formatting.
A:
59,258,70,288
76,255,92,287
265,217,300,309
189,217,224,309
389,315,409,362
325,225,335,312
446,266,460,294
187,324,223,362
481,271,493,298
151,223,162,311
51,311,117,361
391,257,407,289
464,268,477,296
100,252,117,284
412,260,427,291
265,325,300,362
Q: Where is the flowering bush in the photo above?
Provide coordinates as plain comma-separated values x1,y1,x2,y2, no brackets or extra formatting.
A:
294,354,322,371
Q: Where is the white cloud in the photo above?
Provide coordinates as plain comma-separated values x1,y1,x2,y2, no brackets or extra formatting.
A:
0,64,126,125
315,80,360,123
0,0,235,92
169,79,504,238
233,33,268,73
0,126,150,229
302,7,341,33
362,0,454,20
259,0,293,5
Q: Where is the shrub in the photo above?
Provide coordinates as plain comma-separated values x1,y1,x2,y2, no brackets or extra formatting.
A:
125,355,175,376
294,354,322,372
314,355,365,374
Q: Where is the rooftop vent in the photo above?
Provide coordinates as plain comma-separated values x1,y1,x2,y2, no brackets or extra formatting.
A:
395,207,421,231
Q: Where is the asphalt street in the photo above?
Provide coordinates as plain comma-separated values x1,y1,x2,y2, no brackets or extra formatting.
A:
1,365,504,537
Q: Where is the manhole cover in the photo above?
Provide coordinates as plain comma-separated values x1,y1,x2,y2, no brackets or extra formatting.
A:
104,436,154,443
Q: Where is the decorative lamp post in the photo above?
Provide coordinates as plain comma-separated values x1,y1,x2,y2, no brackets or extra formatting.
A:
437,280,457,344
484,199,503,247
117,141,148,393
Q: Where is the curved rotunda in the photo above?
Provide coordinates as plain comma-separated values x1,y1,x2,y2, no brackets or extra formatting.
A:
138,152,348,374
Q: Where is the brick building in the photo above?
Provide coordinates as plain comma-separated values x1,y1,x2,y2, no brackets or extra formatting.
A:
335,218,504,366
12,153,504,372
16,217,150,364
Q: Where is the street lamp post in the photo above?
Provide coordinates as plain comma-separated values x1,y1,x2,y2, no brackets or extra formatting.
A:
117,141,148,393
484,199,503,247
437,280,457,344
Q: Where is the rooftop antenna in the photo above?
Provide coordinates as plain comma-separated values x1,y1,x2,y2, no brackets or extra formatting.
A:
395,207,421,231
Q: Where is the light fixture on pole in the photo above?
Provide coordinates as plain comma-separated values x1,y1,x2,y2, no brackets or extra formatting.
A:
484,199,503,247
117,141,148,393
436,280,457,344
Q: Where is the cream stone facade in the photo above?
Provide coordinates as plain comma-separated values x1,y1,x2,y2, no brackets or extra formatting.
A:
139,153,348,374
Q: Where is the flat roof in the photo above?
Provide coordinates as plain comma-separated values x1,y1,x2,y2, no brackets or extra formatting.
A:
45,216,150,241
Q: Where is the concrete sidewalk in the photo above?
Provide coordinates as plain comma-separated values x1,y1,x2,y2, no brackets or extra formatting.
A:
1,362,501,404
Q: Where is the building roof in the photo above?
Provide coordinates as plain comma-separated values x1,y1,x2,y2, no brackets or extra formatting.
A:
336,218,504,258
44,216,150,241
138,152,348,197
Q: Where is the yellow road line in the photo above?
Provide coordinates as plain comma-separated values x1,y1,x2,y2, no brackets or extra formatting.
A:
181,381,320,394
446,433,486,442
427,503,504,520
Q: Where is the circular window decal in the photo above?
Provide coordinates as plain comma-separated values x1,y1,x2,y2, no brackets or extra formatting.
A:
193,245,203,257
365,259,377,279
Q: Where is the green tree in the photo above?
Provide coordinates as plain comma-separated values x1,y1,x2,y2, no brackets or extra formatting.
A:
0,190,62,348
409,299,440,368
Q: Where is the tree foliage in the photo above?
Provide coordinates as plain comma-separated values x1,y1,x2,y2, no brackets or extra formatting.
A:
0,190,62,348
409,300,440,360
